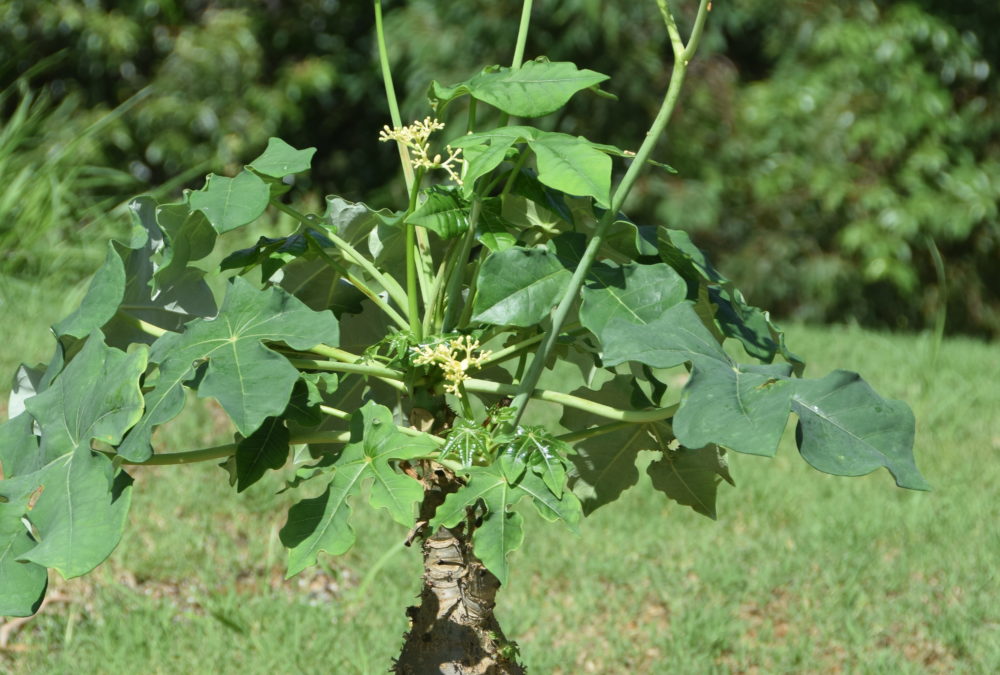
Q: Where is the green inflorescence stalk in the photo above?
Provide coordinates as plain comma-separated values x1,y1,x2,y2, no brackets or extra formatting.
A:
508,0,711,427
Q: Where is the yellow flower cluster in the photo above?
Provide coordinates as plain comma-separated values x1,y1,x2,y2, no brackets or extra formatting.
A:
412,335,492,398
378,117,464,185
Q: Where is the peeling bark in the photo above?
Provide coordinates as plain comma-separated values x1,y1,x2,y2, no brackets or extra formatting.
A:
394,471,525,675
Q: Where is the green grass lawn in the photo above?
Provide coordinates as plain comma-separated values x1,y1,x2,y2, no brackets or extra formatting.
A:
1,283,998,673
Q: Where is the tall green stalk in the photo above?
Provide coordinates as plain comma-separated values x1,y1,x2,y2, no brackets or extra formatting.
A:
508,0,711,426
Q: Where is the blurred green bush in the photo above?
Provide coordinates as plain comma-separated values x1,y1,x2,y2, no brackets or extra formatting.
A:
1,0,997,335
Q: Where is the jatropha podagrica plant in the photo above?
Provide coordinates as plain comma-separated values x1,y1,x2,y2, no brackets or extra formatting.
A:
0,1,927,672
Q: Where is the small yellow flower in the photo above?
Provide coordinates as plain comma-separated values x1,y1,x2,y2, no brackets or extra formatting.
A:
412,336,492,398
379,117,465,185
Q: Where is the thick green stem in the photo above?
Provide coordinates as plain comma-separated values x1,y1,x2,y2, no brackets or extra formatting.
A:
302,232,410,331
288,357,405,381
508,0,710,427
440,198,483,333
422,239,458,337
479,323,583,367
374,0,413,193
114,310,167,339
404,171,426,339
511,0,534,69
557,420,643,444
466,378,678,424
271,199,410,313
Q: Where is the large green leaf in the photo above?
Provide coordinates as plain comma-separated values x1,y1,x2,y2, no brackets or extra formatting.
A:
673,362,796,457
189,170,270,233
280,402,436,576
151,198,217,287
570,422,654,515
528,132,612,207
647,444,734,519
0,333,141,586
580,262,687,334
117,277,338,461
472,246,572,326
429,463,524,587
53,244,125,339
792,371,928,490
408,187,470,239
658,227,802,371
0,497,47,616
460,142,518,198
453,127,612,207
579,259,728,369
234,417,290,493
103,197,217,347
24,333,147,467
248,137,316,178
430,59,609,118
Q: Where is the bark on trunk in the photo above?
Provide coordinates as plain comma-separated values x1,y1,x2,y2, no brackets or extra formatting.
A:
394,471,525,674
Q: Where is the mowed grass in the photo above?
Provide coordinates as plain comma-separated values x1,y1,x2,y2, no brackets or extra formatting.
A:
1,283,998,673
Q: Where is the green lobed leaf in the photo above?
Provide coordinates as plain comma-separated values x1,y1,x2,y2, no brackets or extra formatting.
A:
0,497,48,617
248,137,316,178
658,227,803,371
792,370,928,490
431,455,580,585
570,422,653,515
673,362,796,458
153,198,217,288
25,333,148,466
430,59,609,118
580,262,688,335
499,427,570,498
234,417,290,493
579,259,728,369
430,463,524,587
190,170,270,233
102,197,217,347
117,277,338,462
53,244,125,339
472,246,572,326
442,419,491,467
0,333,142,583
647,444,734,519
280,402,436,577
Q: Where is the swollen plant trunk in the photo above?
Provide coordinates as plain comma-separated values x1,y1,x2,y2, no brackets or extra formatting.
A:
394,472,525,674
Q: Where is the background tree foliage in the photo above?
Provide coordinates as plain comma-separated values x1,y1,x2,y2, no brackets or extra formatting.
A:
2,0,997,335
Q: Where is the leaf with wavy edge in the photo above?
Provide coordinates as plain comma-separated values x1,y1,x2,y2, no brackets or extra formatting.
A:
792,371,928,490
430,59,608,118
117,277,338,462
